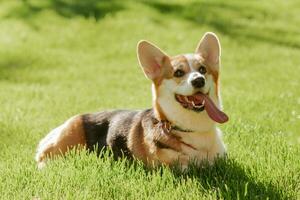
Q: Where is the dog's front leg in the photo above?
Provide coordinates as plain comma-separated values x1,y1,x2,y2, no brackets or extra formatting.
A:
155,148,189,169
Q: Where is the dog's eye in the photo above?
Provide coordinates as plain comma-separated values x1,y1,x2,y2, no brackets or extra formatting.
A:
174,69,185,77
198,66,207,74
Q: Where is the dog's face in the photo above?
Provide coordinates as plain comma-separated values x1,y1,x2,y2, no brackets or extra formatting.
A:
137,32,228,132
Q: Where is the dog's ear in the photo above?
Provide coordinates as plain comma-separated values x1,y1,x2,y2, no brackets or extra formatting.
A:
137,40,171,82
195,32,221,67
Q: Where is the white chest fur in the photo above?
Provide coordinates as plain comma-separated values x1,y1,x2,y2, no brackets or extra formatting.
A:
175,127,226,164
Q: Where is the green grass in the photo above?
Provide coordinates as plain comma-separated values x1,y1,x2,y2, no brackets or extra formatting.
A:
0,0,299,199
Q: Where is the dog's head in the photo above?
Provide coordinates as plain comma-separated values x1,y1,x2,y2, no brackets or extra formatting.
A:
137,32,228,132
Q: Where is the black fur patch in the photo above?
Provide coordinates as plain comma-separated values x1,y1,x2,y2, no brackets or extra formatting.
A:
82,113,110,154
110,135,131,159
82,110,140,158
154,140,171,149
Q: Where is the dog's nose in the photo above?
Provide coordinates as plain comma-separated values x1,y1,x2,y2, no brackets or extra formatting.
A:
191,77,205,88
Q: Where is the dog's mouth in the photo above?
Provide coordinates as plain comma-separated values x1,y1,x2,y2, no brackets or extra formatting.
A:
175,93,206,112
175,92,229,123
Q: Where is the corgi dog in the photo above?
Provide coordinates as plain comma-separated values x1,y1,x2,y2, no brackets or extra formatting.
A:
35,32,229,169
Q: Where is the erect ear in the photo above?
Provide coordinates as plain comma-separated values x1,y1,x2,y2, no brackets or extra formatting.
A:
137,40,171,82
195,32,221,66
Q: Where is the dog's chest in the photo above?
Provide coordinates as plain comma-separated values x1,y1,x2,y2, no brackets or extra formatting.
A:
180,131,215,148
175,130,218,159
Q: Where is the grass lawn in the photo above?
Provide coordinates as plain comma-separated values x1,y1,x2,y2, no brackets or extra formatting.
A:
0,0,299,199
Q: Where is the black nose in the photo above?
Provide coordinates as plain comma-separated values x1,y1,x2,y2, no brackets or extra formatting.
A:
191,77,205,88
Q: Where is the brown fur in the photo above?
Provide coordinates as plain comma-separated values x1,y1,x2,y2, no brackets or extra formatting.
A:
170,55,191,84
205,63,219,97
153,56,173,86
127,117,149,163
153,84,168,121
36,116,86,163
127,111,186,167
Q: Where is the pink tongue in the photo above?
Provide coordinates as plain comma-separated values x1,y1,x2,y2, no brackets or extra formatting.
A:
194,93,229,123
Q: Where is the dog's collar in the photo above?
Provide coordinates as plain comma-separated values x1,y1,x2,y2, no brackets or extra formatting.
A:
172,124,193,132
152,117,197,151
152,118,193,133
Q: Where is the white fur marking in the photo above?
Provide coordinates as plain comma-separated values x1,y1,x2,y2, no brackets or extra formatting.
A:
184,54,196,71
35,117,75,167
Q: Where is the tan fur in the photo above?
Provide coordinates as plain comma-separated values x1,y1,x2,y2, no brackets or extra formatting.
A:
127,119,149,163
153,129,182,152
204,63,219,97
153,84,168,121
156,148,189,167
171,55,191,84
35,116,86,168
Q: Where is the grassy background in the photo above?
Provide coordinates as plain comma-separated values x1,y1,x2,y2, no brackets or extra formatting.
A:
0,0,299,199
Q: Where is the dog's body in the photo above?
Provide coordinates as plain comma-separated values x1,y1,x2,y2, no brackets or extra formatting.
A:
36,32,228,169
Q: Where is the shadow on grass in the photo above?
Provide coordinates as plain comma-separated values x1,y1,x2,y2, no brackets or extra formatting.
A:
148,158,288,200
53,148,290,199
177,158,287,199
0,51,56,84
143,1,300,49
114,152,289,199
6,0,124,21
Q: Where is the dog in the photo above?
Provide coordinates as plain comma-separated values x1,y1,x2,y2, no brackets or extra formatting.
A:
35,32,229,169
